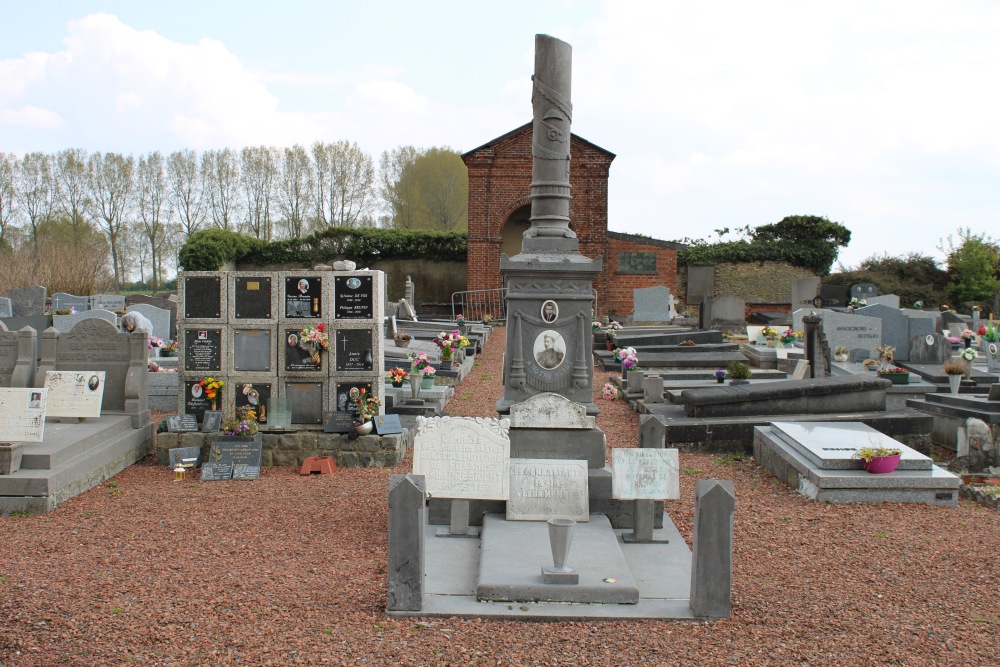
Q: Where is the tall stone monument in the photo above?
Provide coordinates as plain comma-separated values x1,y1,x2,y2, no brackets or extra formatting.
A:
497,34,601,415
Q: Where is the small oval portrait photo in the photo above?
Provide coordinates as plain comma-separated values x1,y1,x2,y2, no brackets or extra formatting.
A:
287,333,300,347
346,277,362,289
88,375,100,391
298,278,310,294
541,300,559,323
349,387,361,401
533,330,566,369
191,383,203,399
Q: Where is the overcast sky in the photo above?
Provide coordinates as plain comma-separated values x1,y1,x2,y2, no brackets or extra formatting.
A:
2,1,997,269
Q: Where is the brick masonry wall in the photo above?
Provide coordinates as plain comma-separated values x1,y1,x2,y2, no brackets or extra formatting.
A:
605,233,681,320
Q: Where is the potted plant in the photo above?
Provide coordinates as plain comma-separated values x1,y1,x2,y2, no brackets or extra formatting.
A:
434,329,469,368
856,445,903,474
354,390,381,435
160,340,179,357
979,322,999,354
761,327,779,347
726,360,751,384
394,332,412,348
606,321,622,350
592,320,603,333
220,405,260,439
148,336,164,354
714,369,726,384
862,359,880,371
876,366,910,385
386,367,409,388
960,347,978,379
943,358,967,394
960,328,975,349
874,344,896,368
833,346,849,362
420,366,436,389
779,329,796,347
456,313,468,336
613,346,638,382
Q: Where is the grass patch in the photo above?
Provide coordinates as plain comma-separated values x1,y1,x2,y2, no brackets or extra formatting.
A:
9,509,31,518
681,467,706,475
716,453,745,464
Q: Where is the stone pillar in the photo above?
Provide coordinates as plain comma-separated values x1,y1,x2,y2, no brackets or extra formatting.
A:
125,332,151,429
689,479,735,618
642,374,663,403
34,327,58,388
404,275,414,307
387,474,426,611
802,315,819,379
13,326,37,388
639,414,667,449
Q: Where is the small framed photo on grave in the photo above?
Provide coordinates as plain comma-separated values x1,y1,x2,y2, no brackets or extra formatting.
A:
334,275,374,320
284,329,322,372
334,329,374,372
201,410,223,433
334,381,373,418
183,275,222,319
233,276,272,320
184,328,222,373
233,329,273,372
285,276,321,318
235,382,271,425
285,382,324,425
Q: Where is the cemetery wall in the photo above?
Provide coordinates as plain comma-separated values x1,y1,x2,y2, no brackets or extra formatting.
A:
605,232,682,320
679,261,816,314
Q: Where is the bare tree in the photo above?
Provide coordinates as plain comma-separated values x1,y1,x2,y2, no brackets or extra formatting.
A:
378,146,419,228
276,144,314,239
14,152,57,253
0,152,15,249
312,140,375,228
55,148,91,241
201,148,242,230
240,145,278,240
167,149,205,240
138,151,170,289
88,151,135,288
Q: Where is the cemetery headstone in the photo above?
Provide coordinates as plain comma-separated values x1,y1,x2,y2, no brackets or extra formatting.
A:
941,311,967,334
52,309,118,333
686,266,715,302
984,341,1000,373
334,275,374,319
413,416,510,499
168,446,201,467
819,311,882,357
866,294,900,308
0,388,47,441
611,448,679,499
285,382,323,424
818,284,849,308
506,458,588,521
790,277,821,310
233,329,272,372
184,329,222,372
233,276,273,319
126,304,171,341
631,286,676,323
855,303,912,361
850,284,878,301
10,286,46,316
201,410,222,432
373,413,403,435
334,329,374,371
51,292,90,312
909,333,952,364
54,319,131,412
285,276,321,318
91,294,125,311
0,297,11,318
43,371,105,418
711,295,745,323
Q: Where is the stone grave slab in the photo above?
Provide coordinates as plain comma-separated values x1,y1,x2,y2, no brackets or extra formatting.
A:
183,274,223,319
0,297,11,318
611,448,680,499
373,413,403,435
334,275,374,320
506,458,589,521
334,328,374,372
207,437,264,480
0,388,47,441
51,292,90,312
769,422,932,471
631,286,676,323
284,275,322,318
285,381,323,424
43,371,105,419
52,309,118,333
10,286,46,316
413,416,510,500
232,328,273,372
200,462,234,481
184,328,222,373
233,275,273,320
168,446,201,467
509,392,595,429
324,411,354,433
91,294,125,311
167,414,200,432
127,304,171,342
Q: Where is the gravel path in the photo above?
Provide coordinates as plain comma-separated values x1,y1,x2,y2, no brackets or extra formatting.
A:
2,327,999,666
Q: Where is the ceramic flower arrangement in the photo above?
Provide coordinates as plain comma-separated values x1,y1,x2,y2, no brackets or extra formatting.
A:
408,351,433,372
386,367,409,385
355,390,381,422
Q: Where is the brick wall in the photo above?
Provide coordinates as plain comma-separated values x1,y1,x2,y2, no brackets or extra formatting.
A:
605,232,683,320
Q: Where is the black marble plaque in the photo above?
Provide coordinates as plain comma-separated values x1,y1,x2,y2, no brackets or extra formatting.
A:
177,414,200,431
184,329,222,372
184,381,220,422
234,276,272,319
285,276,321,318
284,329,322,372
334,275,373,319
334,381,373,417
200,463,233,481
285,382,323,424
335,329,373,371
373,414,403,435
208,438,263,480
184,276,222,319
235,382,271,425
324,411,354,433
819,284,850,308
233,329,271,372
168,446,202,467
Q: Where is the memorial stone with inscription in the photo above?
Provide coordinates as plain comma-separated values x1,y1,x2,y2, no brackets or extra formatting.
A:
91,294,126,311
52,309,118,333
285,276,321,318
184,329,222,372
0,388,47,442
234,276,273,320
611,449,680,500
506,458,589,522
334,329,373,371
334,276,374,319
43,371,105,418
0,297,11,318
413,416,511,499
51,292,90,312
10,286,46,316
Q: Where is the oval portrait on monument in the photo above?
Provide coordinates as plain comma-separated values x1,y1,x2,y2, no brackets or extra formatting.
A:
540,300,559,324
533,330,566,369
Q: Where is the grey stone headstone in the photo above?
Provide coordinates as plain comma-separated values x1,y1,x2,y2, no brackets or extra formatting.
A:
941,311,967,334
52,309,119,333
387,473,426,611
639,414,667,449
908,333,952,364
642,374,664,403
790,277,821,310
988,384,1000,401
866,294,900,308
687,266,715,302
0,327,16,386
850,284,878,300
711,295,745,323
855,303,910,361
984,341,1000,373
819,311,882,358
689,479,735,618
848,348,871,363
51,292,90,312
632,286,676,323
127,303,171,342
507,458,588,521
906,316,934,350
10,286,46,316
0,297,11,318
91,294,126,311
698,295,714,331
52,319,131,412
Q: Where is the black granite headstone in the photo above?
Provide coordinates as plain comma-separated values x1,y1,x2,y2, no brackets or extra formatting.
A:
233,329,271,372
234,276,272,319
850,283,879,300
284,329,322,371
184,276,222,319
334,381,373,417
819,285,850,308
184,381,219,422
285,382,323,424
324,411,354,434
184,329,222,372
285,276,321,318
235,382,271,425
335,329,373,371
334,275,374,319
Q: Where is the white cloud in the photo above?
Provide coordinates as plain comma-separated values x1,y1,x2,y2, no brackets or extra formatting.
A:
0,105,64,128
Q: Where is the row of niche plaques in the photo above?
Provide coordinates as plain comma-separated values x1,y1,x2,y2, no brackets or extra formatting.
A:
182,326,374,374
182,378,373,425
181,271,377,321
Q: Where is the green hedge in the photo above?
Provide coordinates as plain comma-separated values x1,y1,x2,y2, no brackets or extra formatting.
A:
178,227,468,271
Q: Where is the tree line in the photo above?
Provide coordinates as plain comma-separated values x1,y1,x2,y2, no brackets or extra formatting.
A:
0,143,468,291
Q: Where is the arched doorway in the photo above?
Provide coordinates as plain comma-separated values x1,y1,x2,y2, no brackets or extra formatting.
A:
501,204,531,258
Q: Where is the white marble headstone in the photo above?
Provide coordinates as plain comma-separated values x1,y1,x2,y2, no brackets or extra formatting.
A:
0,387,47,442
506,458,589,521
509,392,595,429
43,371,106,419
413,416,510,500
611,448,679,500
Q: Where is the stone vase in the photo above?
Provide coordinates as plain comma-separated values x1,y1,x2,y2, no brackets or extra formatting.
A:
410,371,424,400
948,374,962,394
547,518,576,572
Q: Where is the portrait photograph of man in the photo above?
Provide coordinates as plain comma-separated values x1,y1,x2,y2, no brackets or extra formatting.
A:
541,300,559,323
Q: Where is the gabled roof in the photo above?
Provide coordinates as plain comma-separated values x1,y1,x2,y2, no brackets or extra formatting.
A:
462,122,616,160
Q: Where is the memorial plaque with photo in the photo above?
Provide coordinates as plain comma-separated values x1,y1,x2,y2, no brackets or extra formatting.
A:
184,275,222,319
334,275,374,319
184,381,218,422
335,329,373,372
285,276,321,318
184,329,222,372
324,411,354,433
285,382,323,424
235,382,271,424
43,371,106,418
334,381,373,417
284,329,322,371
234,276,272,319
0,388,47,442
233,329,272,372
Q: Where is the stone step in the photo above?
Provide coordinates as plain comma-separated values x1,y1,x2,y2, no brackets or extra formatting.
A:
22,416,134,469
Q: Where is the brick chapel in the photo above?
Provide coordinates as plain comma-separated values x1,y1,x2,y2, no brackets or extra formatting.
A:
462,123,684,319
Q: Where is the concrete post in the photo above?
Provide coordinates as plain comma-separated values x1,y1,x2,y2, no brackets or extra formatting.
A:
387,473,426,611
689,479,735,618
13,327,37,388
639,414,666,449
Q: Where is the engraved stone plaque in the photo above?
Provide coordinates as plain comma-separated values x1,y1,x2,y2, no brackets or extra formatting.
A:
233,329,271,372
0,388,47,442
611,448,680,500
184,329,222,372
285,276,321,318
285,382,323,424
334,275,374,319
184,276,222,319
234,276,272,319
506,458,589,522
334,329,373,372
43,371,106,419
184,381,220,422
413,416,510,500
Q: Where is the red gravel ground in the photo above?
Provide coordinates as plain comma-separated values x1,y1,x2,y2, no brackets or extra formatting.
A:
2,326,999,666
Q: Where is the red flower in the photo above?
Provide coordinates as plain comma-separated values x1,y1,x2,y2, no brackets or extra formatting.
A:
979,324,987,335
316,323,325,331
